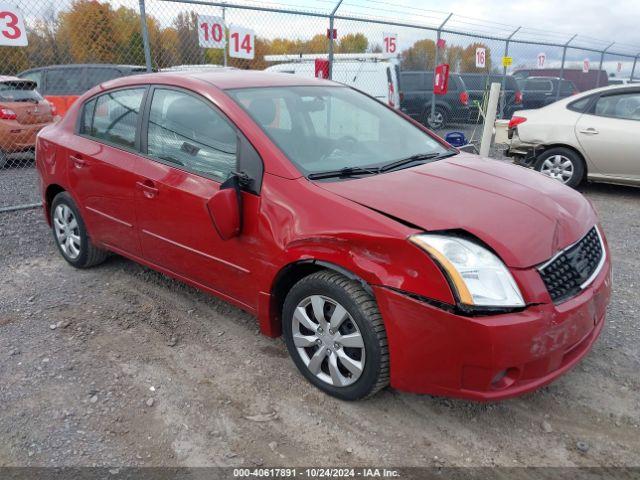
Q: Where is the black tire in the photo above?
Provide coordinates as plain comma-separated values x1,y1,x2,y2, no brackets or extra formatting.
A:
50,192,108,268
424,106,448,130
282,271,389,401
534,147,585,188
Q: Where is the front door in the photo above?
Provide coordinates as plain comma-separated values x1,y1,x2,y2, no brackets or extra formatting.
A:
576,89,640,181
133,87,257,308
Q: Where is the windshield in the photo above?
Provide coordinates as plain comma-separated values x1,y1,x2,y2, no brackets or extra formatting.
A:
0,81,43,102
226,86,449,176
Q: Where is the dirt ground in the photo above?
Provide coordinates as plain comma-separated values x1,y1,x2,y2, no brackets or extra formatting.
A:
0,181,639,469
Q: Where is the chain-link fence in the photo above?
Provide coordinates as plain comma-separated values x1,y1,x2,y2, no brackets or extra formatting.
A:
1,0,639,210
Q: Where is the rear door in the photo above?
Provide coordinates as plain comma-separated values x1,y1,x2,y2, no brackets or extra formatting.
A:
576,89,640,181
523,78,553,108
66,87,146,255
133,86,260,307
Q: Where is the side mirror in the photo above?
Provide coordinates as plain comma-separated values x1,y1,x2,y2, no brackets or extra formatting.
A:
207,174,242,240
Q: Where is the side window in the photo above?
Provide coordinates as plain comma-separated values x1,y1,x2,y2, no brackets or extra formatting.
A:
594,92,640,121
90,88,145,148
82,68,122,91
567,96,592,113
46,68,86,95
147,88,237,181
79,99,96,134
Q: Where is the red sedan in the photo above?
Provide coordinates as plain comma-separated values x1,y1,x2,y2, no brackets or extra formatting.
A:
35,70,611,401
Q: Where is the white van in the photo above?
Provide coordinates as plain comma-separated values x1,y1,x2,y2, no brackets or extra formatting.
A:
264,54,400,109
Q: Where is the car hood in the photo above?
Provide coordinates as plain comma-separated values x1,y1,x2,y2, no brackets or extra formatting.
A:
315,153,597,268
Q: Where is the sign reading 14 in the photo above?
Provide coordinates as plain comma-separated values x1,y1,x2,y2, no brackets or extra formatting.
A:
197,14,255,60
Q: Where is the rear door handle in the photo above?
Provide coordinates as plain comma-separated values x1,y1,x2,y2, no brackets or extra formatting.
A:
579,128,599,135
136,180,159,199
70,155,87,168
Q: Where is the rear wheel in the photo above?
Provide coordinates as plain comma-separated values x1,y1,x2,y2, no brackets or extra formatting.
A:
282,271,389,400
51,192,108,268
534,147,585,188
424,106,447,130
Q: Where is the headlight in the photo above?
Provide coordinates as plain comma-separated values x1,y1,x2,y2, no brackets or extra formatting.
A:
410,234,525,308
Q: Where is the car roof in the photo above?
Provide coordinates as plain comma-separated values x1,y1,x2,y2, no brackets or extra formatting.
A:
19,64,147,73
103,69,342,90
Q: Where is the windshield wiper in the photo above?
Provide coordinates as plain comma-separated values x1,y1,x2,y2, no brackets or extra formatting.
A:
380,150,458,172
308,166,380,180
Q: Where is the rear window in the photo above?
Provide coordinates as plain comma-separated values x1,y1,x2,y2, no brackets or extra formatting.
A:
560,81,575,95
462,76,485,90
0,81,43,102
524,79,553,92
400,73,422,91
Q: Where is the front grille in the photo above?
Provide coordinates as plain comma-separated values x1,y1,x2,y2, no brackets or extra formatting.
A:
539,227,604,303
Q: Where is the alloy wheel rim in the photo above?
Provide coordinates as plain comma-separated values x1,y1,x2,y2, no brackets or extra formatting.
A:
53,204,81,259
429,112,444,129
292,295,365,387
540,155,574,183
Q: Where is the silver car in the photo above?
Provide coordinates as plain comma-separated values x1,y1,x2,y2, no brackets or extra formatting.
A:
506,84,640,188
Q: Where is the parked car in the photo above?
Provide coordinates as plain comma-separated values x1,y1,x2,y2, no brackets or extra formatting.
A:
506,84,640,187
607,77,640,86
36,70,611,401
513,68,608,92
516,76,578,109
264,54,400,109
460,73,522,120
399,70,470,129
0,76,57,167
17,64,148,116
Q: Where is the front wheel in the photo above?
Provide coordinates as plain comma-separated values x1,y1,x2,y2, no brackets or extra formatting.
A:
282,271,389,400
534,147,585,188
51,192,108,268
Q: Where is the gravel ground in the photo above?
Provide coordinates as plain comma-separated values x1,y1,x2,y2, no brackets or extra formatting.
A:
0,160,40,208
0,176,639,469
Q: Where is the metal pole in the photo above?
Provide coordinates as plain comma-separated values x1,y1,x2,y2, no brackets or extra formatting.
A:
500,27,520,119
597,42,614,87
556,34,577,101
222,3,227,67
430,13,452,128
138,0,153,72
631,54,639,82
327,0,344,80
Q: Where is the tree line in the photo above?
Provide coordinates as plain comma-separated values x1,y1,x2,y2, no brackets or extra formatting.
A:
0,0,493,74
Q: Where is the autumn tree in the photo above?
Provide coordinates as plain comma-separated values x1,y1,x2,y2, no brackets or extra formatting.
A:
57,0,119,63
338,33,368,53
400,39,436,70
442,44,463,72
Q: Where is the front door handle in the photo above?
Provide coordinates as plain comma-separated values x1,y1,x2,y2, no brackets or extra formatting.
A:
70,155,87,168
579,128,599,135
136,180,159,199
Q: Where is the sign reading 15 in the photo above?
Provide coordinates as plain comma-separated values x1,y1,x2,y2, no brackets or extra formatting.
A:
0,2,28,47
383,33,397,54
